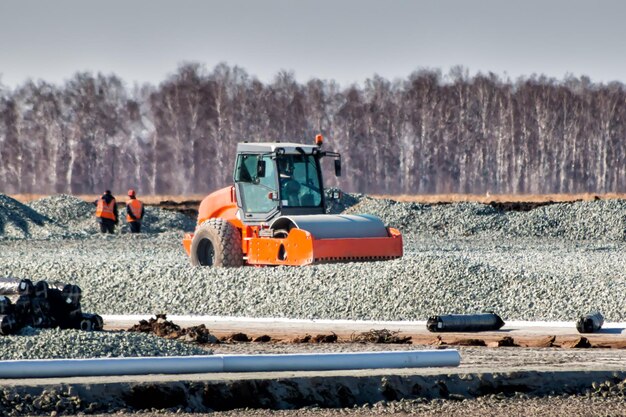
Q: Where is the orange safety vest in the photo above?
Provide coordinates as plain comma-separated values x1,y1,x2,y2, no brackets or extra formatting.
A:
96,198,116,220
126,199,143,223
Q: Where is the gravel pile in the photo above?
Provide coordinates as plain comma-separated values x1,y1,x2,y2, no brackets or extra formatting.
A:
28,194,98,235
348,197,626,241
0,327,208,360
1,388,625,417
0,195,66,240
140,206,195,233
324,188,362,214
28,195,95,227
0,194,195,240
12,192,625,242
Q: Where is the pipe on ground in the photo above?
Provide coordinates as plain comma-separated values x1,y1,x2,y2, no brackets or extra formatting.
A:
427,313,505,332
576,311,604,333
0,350,460,379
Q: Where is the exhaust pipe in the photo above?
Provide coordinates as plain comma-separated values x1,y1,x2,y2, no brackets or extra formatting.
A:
0,350,461,378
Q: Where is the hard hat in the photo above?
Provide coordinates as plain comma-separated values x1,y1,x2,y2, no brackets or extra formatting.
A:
127,189,136,197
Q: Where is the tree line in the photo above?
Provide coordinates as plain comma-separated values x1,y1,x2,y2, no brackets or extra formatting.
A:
1,63,625,195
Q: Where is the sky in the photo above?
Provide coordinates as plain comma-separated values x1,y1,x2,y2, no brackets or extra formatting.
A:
1,0,625,88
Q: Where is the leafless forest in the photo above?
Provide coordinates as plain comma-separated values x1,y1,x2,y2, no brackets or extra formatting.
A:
1,63,625,195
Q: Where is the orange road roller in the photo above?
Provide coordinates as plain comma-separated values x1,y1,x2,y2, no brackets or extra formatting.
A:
183,135,403,266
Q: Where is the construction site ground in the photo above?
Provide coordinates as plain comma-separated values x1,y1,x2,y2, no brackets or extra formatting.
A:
104,315,626,348
3,317,626,415
2,193,626,414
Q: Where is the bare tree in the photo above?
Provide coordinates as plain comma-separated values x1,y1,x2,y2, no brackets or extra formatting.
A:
1,64,625,196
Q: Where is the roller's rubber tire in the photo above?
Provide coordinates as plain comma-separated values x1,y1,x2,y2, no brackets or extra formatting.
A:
190,218,243,267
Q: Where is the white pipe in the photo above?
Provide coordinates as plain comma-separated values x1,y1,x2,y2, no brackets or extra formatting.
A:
221,350,460,372
0,350,460,379
0,356,223,379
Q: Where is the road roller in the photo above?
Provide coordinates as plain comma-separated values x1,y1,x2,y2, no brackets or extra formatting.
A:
182,135,403,266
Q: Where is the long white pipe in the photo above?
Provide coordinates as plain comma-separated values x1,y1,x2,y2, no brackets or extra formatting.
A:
0,350,460,379
222,350,460,372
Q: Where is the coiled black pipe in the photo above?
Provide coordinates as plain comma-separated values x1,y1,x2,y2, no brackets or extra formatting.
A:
0,314,18,335
0,280,101,335
576,311,604,333
0,296,13,315
427,313,505,332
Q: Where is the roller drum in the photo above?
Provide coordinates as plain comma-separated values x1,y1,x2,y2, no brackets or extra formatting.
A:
427,313,505,332
270,214,390,239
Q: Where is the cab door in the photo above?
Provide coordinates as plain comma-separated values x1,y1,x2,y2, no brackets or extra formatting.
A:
233,153,280,223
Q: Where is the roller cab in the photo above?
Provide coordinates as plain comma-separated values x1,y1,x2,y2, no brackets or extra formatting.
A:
183,137,403,267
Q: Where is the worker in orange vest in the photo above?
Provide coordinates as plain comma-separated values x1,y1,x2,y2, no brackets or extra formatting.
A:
95,190,118,234
126,189,145,233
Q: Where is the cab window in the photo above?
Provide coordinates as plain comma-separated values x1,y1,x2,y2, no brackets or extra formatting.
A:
277,154,322,208
234,154,278,214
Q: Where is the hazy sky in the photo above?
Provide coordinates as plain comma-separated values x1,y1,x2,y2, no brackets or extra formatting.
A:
1,0,625,88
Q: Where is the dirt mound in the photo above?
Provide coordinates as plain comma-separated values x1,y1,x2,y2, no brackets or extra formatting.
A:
291,333,338,343
127,314,218,344
350,329,412,344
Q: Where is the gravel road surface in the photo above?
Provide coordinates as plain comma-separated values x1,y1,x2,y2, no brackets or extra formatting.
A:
0,235,624,322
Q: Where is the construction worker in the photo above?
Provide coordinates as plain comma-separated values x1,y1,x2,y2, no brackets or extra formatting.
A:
126,189,145,233
95,190,118,234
